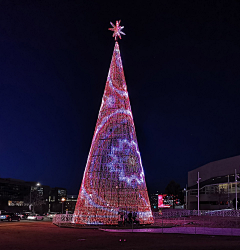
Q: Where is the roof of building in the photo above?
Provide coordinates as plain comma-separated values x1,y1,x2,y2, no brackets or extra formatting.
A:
188,155,240,187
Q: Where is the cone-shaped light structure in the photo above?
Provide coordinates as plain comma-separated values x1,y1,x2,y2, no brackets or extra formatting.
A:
73,41,153,225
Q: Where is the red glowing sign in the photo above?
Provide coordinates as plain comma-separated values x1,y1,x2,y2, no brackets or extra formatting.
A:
158,195,163,208
158,194,170,208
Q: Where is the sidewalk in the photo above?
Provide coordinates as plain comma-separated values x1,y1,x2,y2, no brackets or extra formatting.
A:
101,227,240,236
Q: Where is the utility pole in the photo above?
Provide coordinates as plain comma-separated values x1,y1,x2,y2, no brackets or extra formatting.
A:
235,169,239,210
61,197,66,214
227,175,230,208
197,172,201,216
184,185,188,210
29,186,32,211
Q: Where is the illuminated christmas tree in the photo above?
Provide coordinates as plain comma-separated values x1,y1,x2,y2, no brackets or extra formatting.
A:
73,21,153,225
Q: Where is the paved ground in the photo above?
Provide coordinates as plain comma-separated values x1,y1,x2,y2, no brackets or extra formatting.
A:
1,220,240,250
102,227,240,236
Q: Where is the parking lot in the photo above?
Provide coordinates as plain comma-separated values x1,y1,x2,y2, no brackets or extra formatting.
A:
0,220,240,250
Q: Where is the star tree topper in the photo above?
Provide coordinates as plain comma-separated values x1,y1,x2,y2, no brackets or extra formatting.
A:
108,20,126,40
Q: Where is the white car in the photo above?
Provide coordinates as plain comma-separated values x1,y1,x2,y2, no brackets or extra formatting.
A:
46,212,58,219
27,214,44,221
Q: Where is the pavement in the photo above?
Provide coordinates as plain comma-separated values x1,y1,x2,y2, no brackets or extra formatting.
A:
1,221,240,250
101,226,240,236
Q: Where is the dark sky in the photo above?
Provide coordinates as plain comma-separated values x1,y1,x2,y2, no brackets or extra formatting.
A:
1,0,240,194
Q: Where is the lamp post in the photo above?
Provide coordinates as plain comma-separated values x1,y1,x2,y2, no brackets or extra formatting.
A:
235,169,239,210
29,182,41,212
184,185,188,210
197,172,201,216
227,175,230,208
61,197,66,214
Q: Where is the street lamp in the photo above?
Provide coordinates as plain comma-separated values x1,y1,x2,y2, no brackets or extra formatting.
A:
197,172,201,216
183,185,188,210
29,182,41,212
61,197,66,214
235,169,239,210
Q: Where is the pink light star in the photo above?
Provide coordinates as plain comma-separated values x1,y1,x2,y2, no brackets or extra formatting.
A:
108,20,126,40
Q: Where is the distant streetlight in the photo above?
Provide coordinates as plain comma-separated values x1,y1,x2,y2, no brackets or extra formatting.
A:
61,197,66,214
29,182,41,212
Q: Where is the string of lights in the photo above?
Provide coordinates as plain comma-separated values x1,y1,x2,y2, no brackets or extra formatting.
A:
73,22,153,225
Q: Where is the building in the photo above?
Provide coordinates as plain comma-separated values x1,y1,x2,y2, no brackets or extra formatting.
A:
49,187,67,212
0,178,50,213
187,155,240,210
64,195,77,213
0,178,67,214
149,192,159,211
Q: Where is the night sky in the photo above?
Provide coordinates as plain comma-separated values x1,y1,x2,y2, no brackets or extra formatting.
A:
1,1,240,194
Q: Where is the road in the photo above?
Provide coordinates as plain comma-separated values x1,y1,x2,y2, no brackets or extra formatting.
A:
0,220,240,250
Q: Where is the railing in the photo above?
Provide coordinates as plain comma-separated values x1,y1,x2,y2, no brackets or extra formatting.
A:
153,209,240,230
53,210,240,227
153,209,240,218
53,214,73,226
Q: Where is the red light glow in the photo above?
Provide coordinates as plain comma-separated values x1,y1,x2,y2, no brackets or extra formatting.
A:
158,194,171,208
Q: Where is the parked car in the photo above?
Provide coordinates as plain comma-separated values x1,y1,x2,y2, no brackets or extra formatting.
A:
20,212,31,220
0,210,6,214
27,214,44,221
0,212,21,222
16,213,24,219
46,212,58,219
